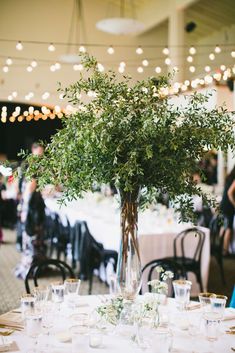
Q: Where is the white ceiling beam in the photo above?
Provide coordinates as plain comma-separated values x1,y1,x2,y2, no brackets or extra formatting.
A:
136,0,199,34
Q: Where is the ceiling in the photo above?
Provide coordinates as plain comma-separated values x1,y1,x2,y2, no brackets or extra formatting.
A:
0,0,234,108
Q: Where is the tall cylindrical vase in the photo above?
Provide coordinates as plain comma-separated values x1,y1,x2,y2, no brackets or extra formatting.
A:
116,188,142,300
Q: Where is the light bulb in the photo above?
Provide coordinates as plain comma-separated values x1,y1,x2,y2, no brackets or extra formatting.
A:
2,107,7,112
187,55,193,63
31,60,37,68
137,66,144,73
73,64,83,71
50,65,56,72
118,66,125,73
107,46,114,55
42,92,50,100
204,75,213,84
231,51,235,58
136,46,143,55
184,80,190,86
165,57,171,65
155,66,161,73
162,47,169,55
28,92,34,98
220,65,226,71
173,66,179,72
16,41,23,50
12,91,17,97
27,66,33,72
97,63,104,72
8,95,13,101
2,66,9,73
6,58,13,65
214,45,221,54
55,62,61,70
142,59,149,67
189,46,196,55
48,43,55,52
79,46,86,53
119,61,126,67
209,53,215,60
181,84,187,91
204,66,211,72
189,66,195,73
59,93,64,100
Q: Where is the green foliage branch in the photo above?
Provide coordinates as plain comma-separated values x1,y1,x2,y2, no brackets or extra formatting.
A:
22,53,235,221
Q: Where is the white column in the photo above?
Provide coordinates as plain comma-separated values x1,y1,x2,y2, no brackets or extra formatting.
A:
168,0,185,83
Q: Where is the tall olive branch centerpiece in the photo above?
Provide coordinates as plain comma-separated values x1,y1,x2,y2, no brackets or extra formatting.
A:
22,53,235,299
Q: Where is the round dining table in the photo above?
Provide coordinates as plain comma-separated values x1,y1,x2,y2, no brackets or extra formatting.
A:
1,295,235,353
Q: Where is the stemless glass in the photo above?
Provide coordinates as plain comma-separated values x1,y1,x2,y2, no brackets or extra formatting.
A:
172,280,192,311
203,311,221,353
33,286,49,311
25,311,43,353
210,294,227,319
51,281,65,304
64,278,81,307
150,327,173,353
21,294,36,319
71,325,89,353
198,292,215,313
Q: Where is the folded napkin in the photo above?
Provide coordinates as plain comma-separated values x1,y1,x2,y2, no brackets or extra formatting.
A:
0,336,13,352
0,311,24,330
223,308,235,321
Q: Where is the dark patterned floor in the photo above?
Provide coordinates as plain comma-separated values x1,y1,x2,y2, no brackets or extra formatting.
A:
0,229,234,314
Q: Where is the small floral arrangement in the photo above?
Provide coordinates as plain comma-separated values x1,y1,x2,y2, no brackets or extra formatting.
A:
147,266,174,295
96,296,124,326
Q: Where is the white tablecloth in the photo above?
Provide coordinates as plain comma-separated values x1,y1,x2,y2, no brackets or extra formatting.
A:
5,296,235,353
45,194,210,295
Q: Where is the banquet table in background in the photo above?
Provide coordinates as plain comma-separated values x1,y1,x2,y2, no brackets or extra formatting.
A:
2,295,235,353
44,193,210,295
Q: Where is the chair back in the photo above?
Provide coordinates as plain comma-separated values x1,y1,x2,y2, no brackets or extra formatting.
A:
141,258,186,295
173,227,205,263
209,214,225,253
25,258,75,294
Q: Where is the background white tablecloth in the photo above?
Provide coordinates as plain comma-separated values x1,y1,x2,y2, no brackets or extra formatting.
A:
45,194,210,295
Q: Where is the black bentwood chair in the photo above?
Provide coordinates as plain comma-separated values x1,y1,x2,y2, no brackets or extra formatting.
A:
169,227,206,292
141,258,186,295
25,258,75,294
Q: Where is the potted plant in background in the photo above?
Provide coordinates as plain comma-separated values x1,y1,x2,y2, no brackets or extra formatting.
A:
22,53,235,300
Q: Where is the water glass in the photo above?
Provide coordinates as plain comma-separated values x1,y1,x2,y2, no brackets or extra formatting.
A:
71,325,89,353
198,292,215,313
33,286,49,310
203,312,221,341
210,294,227,319
21,294,36,319
25,311,43,353
150,327,173,353
89,328,103,348
51,282,65,303
172,280,192,311
64,278,81,307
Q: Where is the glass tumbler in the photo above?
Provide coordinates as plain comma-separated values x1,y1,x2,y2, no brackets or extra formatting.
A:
64,278,81,307
21,294,36,319
210,294,227,319
198,292,215,313
71,325,89,353
172,280,192,311
51,282,65,303
203,312,221,341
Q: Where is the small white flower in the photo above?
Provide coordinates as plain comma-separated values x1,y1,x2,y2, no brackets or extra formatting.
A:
142,87,148,94
0,165,12,176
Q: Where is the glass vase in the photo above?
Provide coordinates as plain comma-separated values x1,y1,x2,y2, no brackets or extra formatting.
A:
116,188,142,301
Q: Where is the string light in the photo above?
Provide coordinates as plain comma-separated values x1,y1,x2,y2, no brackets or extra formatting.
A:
165,57,171,65
187,56,193,63
107,46,114,54
48,43,55,52
118,66,125,73
12,91,18,98
2,66,9,73
59,93,64,100
97,63,104,72
6,58,13,65
142,59,149,67
231,51,235,58
79,46,86,53
173,66,179,72
42,92,50,100
214,45,221,54
16,41,23,50
55,62,61,70
119,61,126,68
189,66,196,73
8,95,13,101
31,60,37,68
136,46,143,55
155,66,161,73
27,66,33,72
209,53,215,61
189,46,196,55
137,66,144,73
204,66,211,73
220,64,226,71
162,47,169,55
